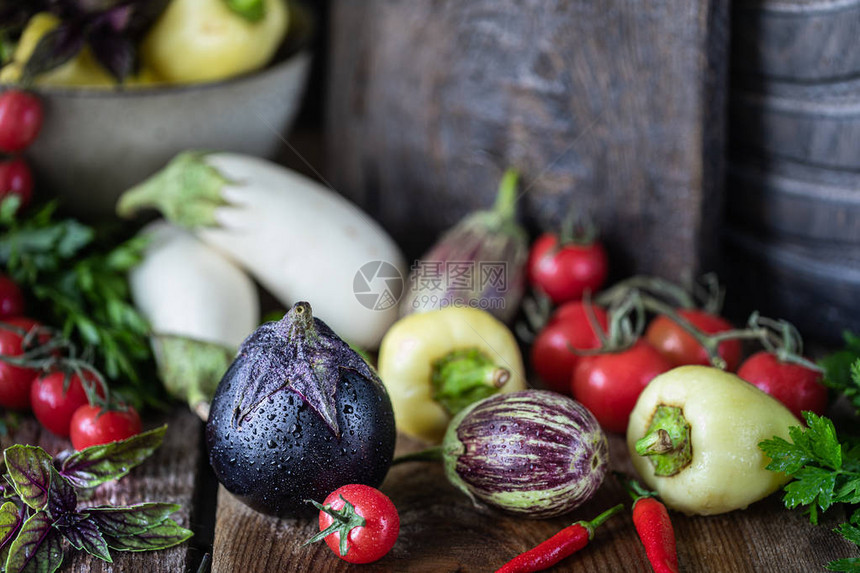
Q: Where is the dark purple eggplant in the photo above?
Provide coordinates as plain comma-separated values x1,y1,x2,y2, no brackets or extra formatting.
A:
206,302,396,518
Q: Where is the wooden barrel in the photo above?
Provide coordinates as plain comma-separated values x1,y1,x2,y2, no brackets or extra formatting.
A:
722,230,860,345
325,0,730,283
725,157,860,243
730,76,860,171
732,0,860,82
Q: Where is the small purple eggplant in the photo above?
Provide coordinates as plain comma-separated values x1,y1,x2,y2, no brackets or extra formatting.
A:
400,169,528,324
439,390,608,518
206,302,396,518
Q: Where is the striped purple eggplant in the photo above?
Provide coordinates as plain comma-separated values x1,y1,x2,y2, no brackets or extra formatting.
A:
441,390,609,518
399,169,528,324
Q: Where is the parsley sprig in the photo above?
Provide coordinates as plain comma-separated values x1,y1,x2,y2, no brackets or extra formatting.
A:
0,198,158,406
0,426,192,572
760,412,860,571
819,332,860,416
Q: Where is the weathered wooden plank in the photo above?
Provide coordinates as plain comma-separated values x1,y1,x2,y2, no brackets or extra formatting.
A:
325,0,729,283
212,432,856,572
0,408,205,573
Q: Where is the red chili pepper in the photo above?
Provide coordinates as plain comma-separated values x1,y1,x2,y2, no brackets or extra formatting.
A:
494,504,624,573
619,473,679,573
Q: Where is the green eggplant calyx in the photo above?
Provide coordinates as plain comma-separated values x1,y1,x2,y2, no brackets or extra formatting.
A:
115,151,232,228
304,496,366,557
431,348,510,416
151,334,236,422
223,0,267,22
635,405,692,477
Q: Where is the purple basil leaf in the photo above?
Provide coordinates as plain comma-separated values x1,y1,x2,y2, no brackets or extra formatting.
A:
104,518,192,552
22,24,86,81
46,468,76,519
88,32,135,81
60,425,166,489
58,517,112,563
0,500,23,551
4,511,63,573
4,446,52,510
86,502,180,537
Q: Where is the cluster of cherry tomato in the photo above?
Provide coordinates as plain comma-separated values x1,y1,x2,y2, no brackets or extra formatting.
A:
0,90,143,449
526,228,828,433
0,89,44,208
0,277,142,449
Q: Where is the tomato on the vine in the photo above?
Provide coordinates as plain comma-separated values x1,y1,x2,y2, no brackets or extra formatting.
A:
531,301,609,394
312,484,399,564
31,369,104,438
737,351,828,420
0,90,43,153
70,404,142,450
0,275,25,318
644,309,742,371
0,317,44,410
527,233,609,304
571,340,672,434
0,158,34,209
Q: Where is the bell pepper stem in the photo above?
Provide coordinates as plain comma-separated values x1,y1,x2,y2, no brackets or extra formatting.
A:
431,348,510,416
635,405,693,477
391,446,445,466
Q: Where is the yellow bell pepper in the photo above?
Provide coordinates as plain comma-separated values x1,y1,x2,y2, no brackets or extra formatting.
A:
141,0,289,84
378,307,527,443
627,365,800,515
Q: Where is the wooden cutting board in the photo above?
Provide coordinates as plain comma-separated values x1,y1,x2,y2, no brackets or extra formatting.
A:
212,432,857,572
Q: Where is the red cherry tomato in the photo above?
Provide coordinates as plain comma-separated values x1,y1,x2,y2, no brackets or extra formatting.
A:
31,369,104,438
528,233,609,304
0,275,25,318
572,340,673,434
0,158,34,209
737,351,828,420
316,484,399,564
0,317,45,410
0,90,44,153
70,405,142,450
531,302,609,394
644,309,742,371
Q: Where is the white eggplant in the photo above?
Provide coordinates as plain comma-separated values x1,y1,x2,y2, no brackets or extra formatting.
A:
118,152,406,349
130,221,260,418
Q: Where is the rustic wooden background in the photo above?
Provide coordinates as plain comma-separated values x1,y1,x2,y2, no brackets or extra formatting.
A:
325,0,730,284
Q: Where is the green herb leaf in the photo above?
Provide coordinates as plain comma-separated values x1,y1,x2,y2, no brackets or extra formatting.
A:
0,500,22,551
4,446,52,510
819,332,860,415
60,426,166,489
46,467,76,520
58,517,112,563
4,511,63,573
784,467,838,511
826,558,860,572
104,518,193,552
760,436,814,475
87,502,181,537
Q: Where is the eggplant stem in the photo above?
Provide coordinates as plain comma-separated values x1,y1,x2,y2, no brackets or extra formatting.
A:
492,169,520,221
391,446,445,466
